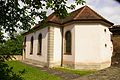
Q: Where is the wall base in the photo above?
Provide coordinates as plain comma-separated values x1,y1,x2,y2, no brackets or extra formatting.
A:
24,58,111,70
24,58,48,67
75,62,111,70
63,61,75,69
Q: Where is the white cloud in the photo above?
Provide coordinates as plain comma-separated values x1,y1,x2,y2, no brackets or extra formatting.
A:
82,0,120,25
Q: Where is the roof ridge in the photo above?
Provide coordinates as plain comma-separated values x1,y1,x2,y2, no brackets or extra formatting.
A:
46,12,55,21
86,6,113,24
87,6,105,19
73,6,87,19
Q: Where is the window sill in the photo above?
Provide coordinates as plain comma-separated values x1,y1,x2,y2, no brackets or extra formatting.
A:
37,53,41,55
64,53,72,55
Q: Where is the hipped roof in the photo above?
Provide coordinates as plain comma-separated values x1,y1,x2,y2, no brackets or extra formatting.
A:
23,5,114,35
46,5,113,25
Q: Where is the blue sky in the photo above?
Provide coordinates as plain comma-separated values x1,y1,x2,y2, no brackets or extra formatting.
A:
74,0,120,25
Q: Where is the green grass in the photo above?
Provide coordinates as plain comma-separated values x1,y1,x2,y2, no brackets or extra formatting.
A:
53,67,95,76
6,61,61,80
6,61,95,80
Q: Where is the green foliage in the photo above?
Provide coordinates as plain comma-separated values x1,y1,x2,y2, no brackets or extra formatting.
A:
0,0,85,38
0,33,24,79
0,61,23,80
0,34,24,55
7,61,62,80
0,0,34,37
0,34,24,80
0,27,5,43
0,1,85,79
0,55,24,80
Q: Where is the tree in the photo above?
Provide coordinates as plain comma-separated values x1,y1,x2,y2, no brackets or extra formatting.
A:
0,1,85,79
0,33,24,80
0,0,85,39
0,59,23,80
0,33,24,55
0,27,5,43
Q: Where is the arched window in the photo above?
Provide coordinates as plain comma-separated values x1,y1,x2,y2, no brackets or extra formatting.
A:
24,37,26,53
24,37,26,46
65,31,71,54
30,36,33,55
37,33,42,55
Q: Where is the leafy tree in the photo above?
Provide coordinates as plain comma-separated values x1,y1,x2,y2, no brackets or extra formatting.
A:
0,27,5,43
0,0,85,38
0,33,24,55
0,33,24,80
0,58,23,80
0,1,85,79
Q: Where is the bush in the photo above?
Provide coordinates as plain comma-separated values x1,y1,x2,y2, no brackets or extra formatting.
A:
0,55,24,80
0,34,23,55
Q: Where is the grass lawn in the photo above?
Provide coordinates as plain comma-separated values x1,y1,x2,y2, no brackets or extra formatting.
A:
53,67,95,76
6,61,95,80
6,61,61,80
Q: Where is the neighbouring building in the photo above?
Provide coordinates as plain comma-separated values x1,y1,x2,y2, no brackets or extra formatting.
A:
23,6,113,70
110,25,120,66
110,25,120,35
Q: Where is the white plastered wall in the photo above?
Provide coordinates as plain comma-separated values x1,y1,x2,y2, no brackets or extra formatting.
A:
99,24,113,69
53,27,62,66
63,24,75,67
74,23,112,70
25,27,48,63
